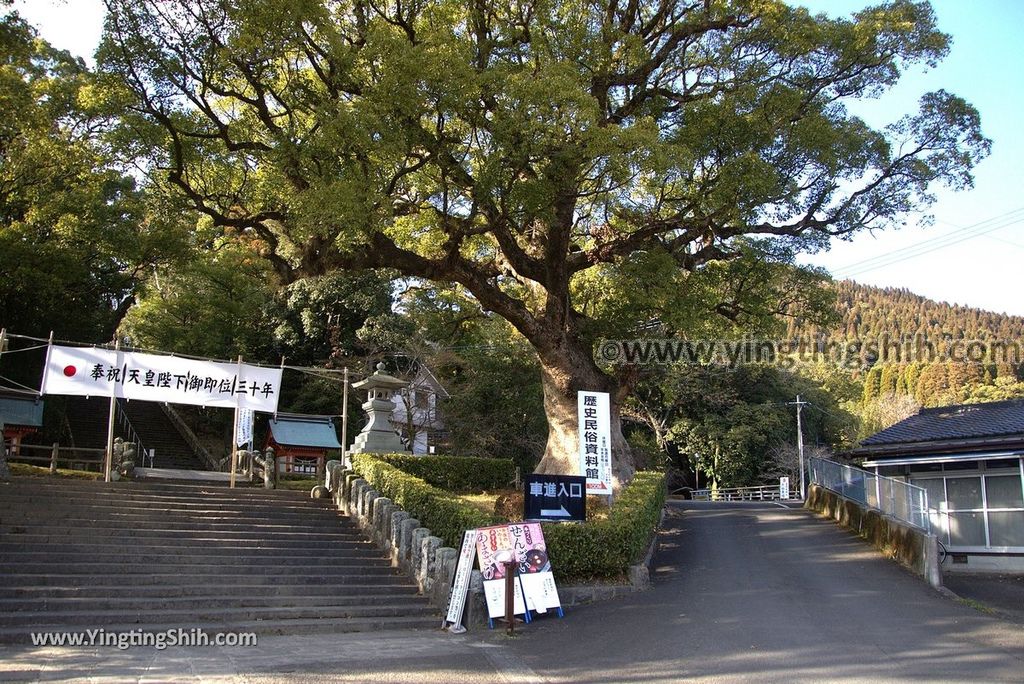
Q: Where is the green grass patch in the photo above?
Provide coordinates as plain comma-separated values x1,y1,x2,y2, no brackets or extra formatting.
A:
9,462,103,480
957,597,998,616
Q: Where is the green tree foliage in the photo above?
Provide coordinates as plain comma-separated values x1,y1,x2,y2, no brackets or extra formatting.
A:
99,0,989,484
361,284,549,469
0,11,179,341
630,364,855,488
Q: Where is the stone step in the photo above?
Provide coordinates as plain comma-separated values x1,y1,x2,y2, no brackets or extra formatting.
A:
1,479,316,498
0,583,419,600
0,593,431,614
0,526,364,541
0,533,366,550
0,549,388,565
0,615,439,645
0,515,352,533
0,490,336,511
0,540,377,555
0,602,437,628
0,571,407,588
0,497,339,511
0,560,396,575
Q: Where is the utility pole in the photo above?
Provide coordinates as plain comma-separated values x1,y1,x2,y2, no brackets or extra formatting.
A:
788,395,808,499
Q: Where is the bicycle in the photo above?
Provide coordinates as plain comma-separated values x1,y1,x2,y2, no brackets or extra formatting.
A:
936,538,948,565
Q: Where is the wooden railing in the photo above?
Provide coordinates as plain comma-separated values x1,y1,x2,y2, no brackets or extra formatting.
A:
9,442,106,473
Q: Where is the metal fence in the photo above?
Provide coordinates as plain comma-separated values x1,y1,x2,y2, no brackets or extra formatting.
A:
807,456,930,532
688,484,801,502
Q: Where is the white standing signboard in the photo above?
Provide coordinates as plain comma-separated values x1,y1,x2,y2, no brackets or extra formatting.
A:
443,530,479,631
577,390,613,495
41,345,283,413
780,476,790,500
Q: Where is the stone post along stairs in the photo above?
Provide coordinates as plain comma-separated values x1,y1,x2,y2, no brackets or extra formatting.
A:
0,477,438,643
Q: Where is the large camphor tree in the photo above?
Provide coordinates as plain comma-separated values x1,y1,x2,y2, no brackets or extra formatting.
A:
99,0,988,488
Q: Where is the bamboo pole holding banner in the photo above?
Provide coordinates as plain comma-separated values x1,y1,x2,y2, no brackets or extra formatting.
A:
229,355,243,488
104,338,120,483
341,366,349,466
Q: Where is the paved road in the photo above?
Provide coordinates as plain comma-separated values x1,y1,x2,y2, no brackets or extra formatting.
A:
501,501,1024,682
2,501,1021,682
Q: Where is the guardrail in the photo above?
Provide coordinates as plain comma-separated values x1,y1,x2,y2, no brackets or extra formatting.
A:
687,484,801,502
807,456,930,532
115,398,149,467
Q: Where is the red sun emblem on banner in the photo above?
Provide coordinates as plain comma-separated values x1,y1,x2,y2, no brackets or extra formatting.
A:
63,365,77,377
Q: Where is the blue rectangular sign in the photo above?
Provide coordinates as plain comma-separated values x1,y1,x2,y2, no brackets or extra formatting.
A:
524,474,587,522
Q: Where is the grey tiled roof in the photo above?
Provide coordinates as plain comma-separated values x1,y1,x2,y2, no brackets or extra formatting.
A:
268,414,341,449
860,399,1024,447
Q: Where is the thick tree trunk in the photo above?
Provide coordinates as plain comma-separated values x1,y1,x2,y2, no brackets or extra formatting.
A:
533,347,636,492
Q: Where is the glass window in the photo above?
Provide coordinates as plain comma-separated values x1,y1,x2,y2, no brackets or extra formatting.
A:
987,511,1024,547
985,475,1024,509
943,460,981,472
946,477,983,510
948,512,986,546
911,478,946,512
984,458,1021,471
877,465,904,477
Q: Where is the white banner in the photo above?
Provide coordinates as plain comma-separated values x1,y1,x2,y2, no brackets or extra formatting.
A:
578,390,613,495
236,407,255,447
41,345,283,413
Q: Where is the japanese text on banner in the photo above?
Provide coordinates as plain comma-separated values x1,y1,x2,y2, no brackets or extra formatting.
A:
41,345,283,413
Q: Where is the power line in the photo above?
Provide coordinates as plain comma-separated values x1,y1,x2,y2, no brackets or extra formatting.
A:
831,206,1024,278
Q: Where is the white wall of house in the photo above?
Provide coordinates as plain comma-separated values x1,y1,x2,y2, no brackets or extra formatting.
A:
390,381,444,455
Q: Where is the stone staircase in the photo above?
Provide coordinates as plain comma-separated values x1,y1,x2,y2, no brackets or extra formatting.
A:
0,477,437,643
119,401,209,470
62,397,207,470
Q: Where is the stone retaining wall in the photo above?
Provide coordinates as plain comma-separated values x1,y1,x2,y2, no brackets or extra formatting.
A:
327,464,660,627
330,468,491,627
804,483,942,589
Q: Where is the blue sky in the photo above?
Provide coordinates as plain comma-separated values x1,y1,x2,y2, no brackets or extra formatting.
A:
12,0,1024,316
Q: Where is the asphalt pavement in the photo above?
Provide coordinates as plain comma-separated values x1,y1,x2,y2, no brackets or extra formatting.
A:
1,500,1021,683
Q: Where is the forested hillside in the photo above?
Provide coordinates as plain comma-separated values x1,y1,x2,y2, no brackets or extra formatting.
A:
788,281,1024,437
788,281,1024,342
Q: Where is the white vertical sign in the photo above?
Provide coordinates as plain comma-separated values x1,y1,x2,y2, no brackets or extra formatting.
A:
780,476,790,500
235,407,254,447
443,530,478,631
578,390,612,496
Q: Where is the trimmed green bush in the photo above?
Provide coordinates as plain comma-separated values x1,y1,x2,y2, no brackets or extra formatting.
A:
351,453,498,547
542,471,666,583
364,453,517,493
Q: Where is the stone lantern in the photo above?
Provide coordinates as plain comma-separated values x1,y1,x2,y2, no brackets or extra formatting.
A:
348,362,411,455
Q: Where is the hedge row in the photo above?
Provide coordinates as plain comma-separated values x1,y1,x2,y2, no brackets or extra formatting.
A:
363,453,517,493
350,453,498,548
542,471,666,583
